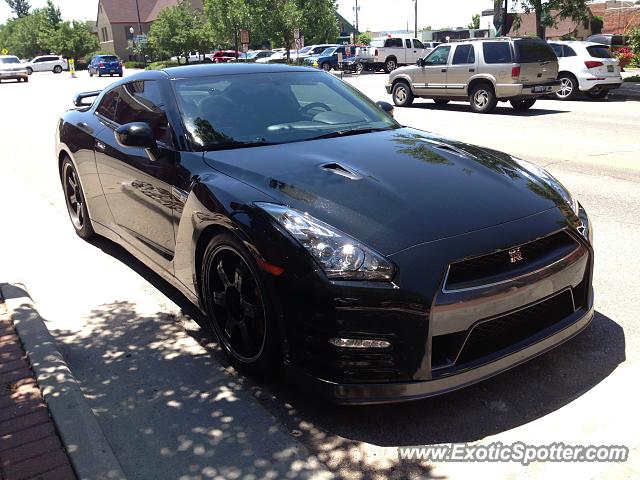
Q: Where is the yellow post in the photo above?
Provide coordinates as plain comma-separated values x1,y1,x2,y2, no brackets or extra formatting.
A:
69,59,76,78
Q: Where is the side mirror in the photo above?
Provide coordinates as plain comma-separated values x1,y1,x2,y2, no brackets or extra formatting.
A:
376,101,394,117
416,58,425,67
115,122,156,149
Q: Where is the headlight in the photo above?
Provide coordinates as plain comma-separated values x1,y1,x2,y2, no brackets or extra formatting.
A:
256,203,395,281
511,156,579,215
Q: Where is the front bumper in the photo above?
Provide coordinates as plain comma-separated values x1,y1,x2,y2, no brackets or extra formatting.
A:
290,305,593,405
0,70,28,80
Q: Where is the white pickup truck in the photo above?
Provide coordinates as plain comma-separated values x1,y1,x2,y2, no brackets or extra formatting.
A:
369,38,433,73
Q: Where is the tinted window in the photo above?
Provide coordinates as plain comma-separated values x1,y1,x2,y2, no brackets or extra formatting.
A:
425,46,451,65
172,71,397,150
384,38,403,48
514,39,555,63
96,88,119,121
413,39,425,49
587,46,613,59
405,39,411,48
0,57,20,64
115,81,172,144
550,43,563,57
452,44,475,64
482,42,513,64
563,46,577,57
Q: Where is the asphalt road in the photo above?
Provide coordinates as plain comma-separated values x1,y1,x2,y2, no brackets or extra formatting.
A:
0,69,638,480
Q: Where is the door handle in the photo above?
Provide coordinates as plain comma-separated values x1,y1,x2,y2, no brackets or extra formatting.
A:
95,140,106,152
469,68,475,72
441,68,447,73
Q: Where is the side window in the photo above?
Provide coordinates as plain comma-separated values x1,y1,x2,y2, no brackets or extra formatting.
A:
115,81,173,145
96,88,119,122
413,39,425,49
425,46,451,66
405,39,412,48
452,44,475,65
563,46,577,57
34,58,43,63
336,47,345,55
482,42,512,64
550,44,563,57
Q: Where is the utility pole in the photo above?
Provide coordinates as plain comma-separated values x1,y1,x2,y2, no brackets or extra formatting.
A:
503,0,508,36
134,0,146,67
354,0,359,32
414,0,418,38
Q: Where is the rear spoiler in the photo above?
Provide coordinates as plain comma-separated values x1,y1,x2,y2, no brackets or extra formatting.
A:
73,90,102,107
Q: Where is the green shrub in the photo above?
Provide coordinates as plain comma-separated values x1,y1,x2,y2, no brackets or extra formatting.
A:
146,60,181,70
124,61,145,69
624,75,640,82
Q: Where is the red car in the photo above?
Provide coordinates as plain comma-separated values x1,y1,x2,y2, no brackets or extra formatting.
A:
212,50,240,63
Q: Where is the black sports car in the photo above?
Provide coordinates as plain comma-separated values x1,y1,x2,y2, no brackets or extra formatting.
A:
56,64,594,404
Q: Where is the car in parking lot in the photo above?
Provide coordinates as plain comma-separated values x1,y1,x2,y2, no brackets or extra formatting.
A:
88,54,123,77
24,55,67,75
548,41,623,100
56,63,593,404
0,55,29,82
387,37,560,113
304,45,355,71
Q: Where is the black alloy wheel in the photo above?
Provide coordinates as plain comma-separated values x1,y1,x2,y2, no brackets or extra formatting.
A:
61,158,94,238
201,234,279,375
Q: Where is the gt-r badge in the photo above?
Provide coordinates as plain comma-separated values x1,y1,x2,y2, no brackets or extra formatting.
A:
508,247,524,263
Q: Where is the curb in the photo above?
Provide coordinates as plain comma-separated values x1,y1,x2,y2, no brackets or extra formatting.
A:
0,283,127,480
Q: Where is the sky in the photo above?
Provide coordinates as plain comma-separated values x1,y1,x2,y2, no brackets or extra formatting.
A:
1,0,494,32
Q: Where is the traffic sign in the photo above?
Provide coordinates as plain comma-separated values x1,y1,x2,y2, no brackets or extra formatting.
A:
240,30,249,44
1,48,8,55
136,34,147,45
241,43,249,53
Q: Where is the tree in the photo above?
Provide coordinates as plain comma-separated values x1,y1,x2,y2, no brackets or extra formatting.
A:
468,13,480,30
5,0,30,18
149,0,211,62
44,0,61,27
49,20,99,61
512,0,591,39
260,0,301,60
357,31,372,45
204,0,252,55
3,10,52,58
590,15,603,35
297,0,338,45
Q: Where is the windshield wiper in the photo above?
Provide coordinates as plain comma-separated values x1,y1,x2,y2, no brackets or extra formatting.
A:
306,127,391,141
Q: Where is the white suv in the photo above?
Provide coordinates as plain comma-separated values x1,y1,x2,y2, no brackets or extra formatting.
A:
25,55,67,74
548,41,622,99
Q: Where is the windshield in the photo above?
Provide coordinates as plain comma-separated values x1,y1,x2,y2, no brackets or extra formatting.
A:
298,46,312,53
320,47,336,56
0,57,20,64
173,71,398,150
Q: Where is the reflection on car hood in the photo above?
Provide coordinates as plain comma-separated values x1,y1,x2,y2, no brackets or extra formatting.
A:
203,127,565,254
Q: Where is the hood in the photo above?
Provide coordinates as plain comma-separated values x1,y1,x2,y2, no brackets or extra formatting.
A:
203,128,565,255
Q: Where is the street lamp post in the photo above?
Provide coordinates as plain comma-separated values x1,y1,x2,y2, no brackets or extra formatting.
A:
133,0,146,67
414,0,418,39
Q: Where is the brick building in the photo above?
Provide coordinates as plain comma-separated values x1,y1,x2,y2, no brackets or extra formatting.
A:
589,1,640,34
96,0,203,60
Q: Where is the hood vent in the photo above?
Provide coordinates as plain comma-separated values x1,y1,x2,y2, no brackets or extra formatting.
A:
421,139,470,158
321,162,362,180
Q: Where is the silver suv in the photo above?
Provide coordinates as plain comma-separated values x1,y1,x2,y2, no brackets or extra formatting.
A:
386,37,560,113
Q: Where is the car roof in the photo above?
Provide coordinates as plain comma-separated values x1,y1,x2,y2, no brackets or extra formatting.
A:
161,62,320,79
549,40,608,47
0,55,19,58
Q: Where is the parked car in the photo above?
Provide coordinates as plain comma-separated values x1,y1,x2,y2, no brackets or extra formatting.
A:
304,45,356,71
172,51,215,64
256,51,286,63
387,37,560,113
58,63,593,404
212,50,240,63
0,55,29,82
371,37,429,73
88,55,123,77
24,55,67,75
236,50,275,62
585,34,626,48
548,41,623,100
291,44,339,60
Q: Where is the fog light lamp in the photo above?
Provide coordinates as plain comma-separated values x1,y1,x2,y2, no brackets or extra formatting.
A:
328,338,391,349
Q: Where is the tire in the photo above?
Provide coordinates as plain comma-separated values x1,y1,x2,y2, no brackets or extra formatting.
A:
118,73,123,77
200,233,280,376
89,70,93,77
355,62,364,75
53,65,62,74
585,87,608,99
384,57,397,73
61,157,94,239
26,67,33,75
98,72,102,77
23,76,28,83
433,99,450,105
392,81,414,107
510,98,537,110
469,83,497,113
555,73,578,100
320,62,331,72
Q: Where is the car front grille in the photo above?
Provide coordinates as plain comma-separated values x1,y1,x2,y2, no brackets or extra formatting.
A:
444,231,579,291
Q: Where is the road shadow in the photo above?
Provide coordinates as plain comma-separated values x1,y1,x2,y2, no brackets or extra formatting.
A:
408,101,569,116
83,235,624,478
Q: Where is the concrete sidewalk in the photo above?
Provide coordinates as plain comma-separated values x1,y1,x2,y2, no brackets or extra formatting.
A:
0,295,76,480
